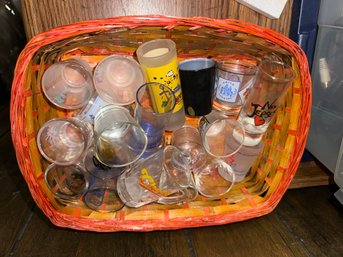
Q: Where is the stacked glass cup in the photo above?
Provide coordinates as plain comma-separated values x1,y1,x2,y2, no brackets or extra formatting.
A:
37,39,296,211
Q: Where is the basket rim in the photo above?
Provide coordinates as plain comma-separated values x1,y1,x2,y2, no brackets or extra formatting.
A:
10,15,312,232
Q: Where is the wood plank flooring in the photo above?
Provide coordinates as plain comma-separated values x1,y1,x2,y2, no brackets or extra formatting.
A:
1,102,343,257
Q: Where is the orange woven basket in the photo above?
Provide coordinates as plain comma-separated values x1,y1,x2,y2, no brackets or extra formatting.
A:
11,16,311,232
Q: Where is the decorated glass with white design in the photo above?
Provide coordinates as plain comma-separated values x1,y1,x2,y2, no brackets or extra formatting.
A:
213,59,257,117
238,60,295,145
117,145,197,208
37,118,93,166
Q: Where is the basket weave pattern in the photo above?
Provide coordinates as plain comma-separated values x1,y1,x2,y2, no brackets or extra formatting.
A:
11,16,311,232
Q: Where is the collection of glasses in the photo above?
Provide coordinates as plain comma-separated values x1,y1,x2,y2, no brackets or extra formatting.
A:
37,39,295,213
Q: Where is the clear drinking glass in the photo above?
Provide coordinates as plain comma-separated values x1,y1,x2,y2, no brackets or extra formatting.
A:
172,125,207,171
238,60,296,143
202,118,245,159
136,39,185,131
94,105,147,167
117,145,197,208
41,58,94,110
37,118,93,166
93,55,145,105
223,137,265,182
135,82,175,150
193,158,235,198
83,148,125,212
213,59,257,116
44,163,89,200
172,125,236,198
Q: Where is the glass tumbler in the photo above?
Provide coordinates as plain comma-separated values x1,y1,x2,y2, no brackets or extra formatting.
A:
94,105,147,167
44,163,89,200
117,145,197,208
93,55,145,105
83,148,125,212
172,125,207,171
193,158,235,198
238,60,296,141
135,82,175,150
37,118,93,166
136,39,185,131
41,58,94,110
213,59,257,116
202,118,245,159
178,58,216,116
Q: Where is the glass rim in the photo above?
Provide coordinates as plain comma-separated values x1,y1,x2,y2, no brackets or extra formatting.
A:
202,118,245,158
216,60,258,76
36,118,87,166
94,121,148,168
258,59,296,83
83,147,127,179
162,144,189,157
172,125,202,146
195,158,235,198
42,62,94,110
135,82,176,115
173,124,200,134
178,58,216,71
94,105,133,128
93,54,144,105
62,62,90,87
44,163,89,200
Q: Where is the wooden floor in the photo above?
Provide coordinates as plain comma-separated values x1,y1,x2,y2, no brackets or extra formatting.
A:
1,102,343,257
